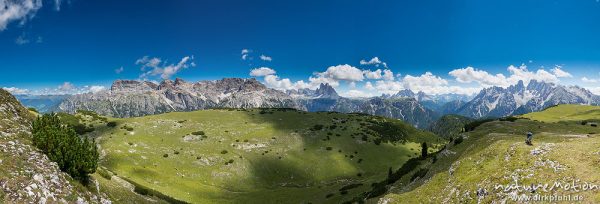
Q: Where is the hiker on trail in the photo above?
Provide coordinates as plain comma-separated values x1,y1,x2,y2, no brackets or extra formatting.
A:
526,131,533,145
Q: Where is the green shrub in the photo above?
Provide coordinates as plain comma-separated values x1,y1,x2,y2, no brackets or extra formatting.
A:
454,136,464,145
421,142,428,159
191,131,205,135
311,124,324,131
499,116,519,122
32,114,99,183
107,121,117,127
221,150,228,154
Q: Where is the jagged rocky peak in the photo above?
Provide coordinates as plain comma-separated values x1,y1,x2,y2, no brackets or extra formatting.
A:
174,77,187,86
212,78,266,92
393,89,416,98
111,80,158,92
158,79,176,90
315,83,339,99
527,79,553,90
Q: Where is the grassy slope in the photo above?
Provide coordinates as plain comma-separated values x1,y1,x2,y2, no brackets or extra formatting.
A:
380,104,600,203
87,109,443,204
523,104,600,123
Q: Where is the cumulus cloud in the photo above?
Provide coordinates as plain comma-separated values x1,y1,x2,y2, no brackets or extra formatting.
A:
249,67,276,77
0,0,43,31
449,66,508,87
259,55,272,61
369,72,480,95
252,66,340,91
450,64,571,88
319,64,364,82
2,87,29,95
364,69,383,79
137,55,195,80
382,69,394,81
360,57,387,68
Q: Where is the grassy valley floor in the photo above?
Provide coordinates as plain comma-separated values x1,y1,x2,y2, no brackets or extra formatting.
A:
83,109,443,203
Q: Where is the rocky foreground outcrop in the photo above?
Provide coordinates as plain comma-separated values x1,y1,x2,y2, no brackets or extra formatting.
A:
0,89,109,203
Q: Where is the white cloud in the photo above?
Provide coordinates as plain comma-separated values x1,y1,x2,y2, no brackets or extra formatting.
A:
403,72,449,88
0,0,43,31
58,82,75,91
320,64,364,82
137,55,195,80
89,86,106,93
2,87,29,95
241,49,250,60
506,64,558,85
587,87,600,95
22,83,109,95
364,69,383,79
582,77,598,83
365,81,375,90
382,69,394,81
263,75,293,90
115,66,124,74
342,90,374,98
450,64,570,88
370,72,480,95
449,66,508,87
249,67,276,77
360,57,387,68
259,55,272,61
551,65,572,78
363,69,394,81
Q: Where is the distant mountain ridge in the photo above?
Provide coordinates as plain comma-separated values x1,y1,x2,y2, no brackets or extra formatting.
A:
456,80,600,118
59,78,299,118
42,78,600,128
56,78,437,128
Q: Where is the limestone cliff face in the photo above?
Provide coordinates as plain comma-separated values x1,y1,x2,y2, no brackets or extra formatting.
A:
59,78,300,118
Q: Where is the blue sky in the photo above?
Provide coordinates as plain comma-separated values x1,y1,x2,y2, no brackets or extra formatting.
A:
2,0,600,96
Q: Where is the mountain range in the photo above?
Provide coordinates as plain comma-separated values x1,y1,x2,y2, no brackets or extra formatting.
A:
15,78,600,128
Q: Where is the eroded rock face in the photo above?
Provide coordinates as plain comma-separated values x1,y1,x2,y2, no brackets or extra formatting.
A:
59,78,301,118
0,89,110,203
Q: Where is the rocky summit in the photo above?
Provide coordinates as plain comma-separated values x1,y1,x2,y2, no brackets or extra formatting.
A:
59,78,299,118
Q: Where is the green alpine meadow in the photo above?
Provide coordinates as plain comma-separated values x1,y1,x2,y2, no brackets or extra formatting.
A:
3,1,600,203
